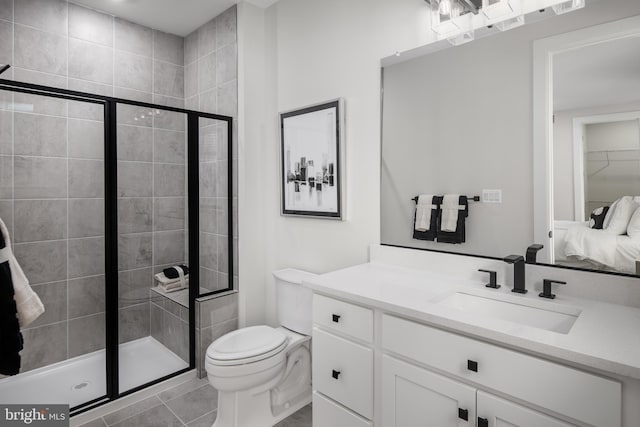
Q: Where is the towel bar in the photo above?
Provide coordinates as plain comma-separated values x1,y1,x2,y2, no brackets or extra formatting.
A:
411,195,480,203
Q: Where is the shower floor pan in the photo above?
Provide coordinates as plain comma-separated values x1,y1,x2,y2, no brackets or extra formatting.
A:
0,336,189,408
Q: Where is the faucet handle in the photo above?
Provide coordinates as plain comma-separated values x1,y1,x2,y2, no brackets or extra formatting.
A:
478,269,500,289
539,279,566,299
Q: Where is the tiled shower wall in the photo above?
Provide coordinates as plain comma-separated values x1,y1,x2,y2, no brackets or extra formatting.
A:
0,0,187,372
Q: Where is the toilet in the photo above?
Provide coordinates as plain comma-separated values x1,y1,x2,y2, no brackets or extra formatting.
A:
205,269,315,427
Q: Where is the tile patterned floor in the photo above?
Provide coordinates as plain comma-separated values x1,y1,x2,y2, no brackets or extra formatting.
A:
78,377,312,427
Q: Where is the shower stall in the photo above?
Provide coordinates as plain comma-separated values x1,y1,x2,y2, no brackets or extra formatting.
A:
0,75,234,414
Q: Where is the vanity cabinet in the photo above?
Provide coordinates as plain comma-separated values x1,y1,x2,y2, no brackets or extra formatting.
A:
311,294,623,427
382,355,573,427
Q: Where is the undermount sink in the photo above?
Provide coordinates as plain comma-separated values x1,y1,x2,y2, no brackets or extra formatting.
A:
435,292,581,334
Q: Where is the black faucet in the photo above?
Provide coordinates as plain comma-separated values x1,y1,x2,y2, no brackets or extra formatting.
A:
503,255,527,294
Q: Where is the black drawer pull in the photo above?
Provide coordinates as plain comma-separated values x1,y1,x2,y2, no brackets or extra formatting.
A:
458,408,468,421
478,417,488,427
467,360,478,372
332,314,341,323
331,369,341,380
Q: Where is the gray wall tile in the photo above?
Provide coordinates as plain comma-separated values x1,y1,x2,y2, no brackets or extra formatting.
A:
69,37,114,85
198,268,217,292
15,0,67,35
216,80,237,118
14,113,66,157
150,301,163,341
68,79,111,121
12,69,67,117
0,200,13,236
216,43,237,86
198,89,216,115
118,197,152,234
163,310,189,363
0,110,12,155
154,197,185,231
29,281,67,328
184,31,198,65
69,313,105,357
198,123,219,162
13,67,67,89
69,3,113,47
117,125,152,162
199,233,217,270
69,159,104,198
185,96,198,111
216,6,236,49
68,275,105,318
14,199,67,242
119,302,149,343
14,156,67,199
198,293,237,328
14,239,67,284
117,161,152,197
14,25,67,75
154,230,185,266
114,18,152,57
0,0,13,21
0,20,12,67
154,61,184,98
0,155,12,198
198,162,216,198
154,109,186,132
198,52,216,93
21,321,67,372
69,118,104,159
154,164,185,197
199,198,219,234
118,232,152,270
154,31,184,66
69,198,104,238
153,95,184,109
184,63,197,99
119,267,152,308
197,19,216,59
154,129,185,164
217,237,228,274
115,50,152,92
68,236,105,278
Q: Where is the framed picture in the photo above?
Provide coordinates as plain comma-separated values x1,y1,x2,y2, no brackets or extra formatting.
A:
280,99,344,219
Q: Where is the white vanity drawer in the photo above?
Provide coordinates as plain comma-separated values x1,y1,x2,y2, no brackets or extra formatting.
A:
312,327,373,419
382,314,621,427
313,294,373,343
313,391,373,427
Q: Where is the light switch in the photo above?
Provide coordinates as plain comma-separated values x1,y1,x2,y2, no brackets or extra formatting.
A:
482,189,502,203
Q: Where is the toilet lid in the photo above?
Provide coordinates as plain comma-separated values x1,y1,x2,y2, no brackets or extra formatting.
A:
206,325,288,363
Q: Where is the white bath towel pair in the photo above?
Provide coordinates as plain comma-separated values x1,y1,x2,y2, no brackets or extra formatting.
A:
154,266,189,293
0,217,44,328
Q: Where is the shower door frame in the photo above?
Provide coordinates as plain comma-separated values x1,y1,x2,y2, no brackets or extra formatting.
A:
0,78,235,415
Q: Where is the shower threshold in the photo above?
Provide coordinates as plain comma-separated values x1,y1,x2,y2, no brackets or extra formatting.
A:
0,336,189,408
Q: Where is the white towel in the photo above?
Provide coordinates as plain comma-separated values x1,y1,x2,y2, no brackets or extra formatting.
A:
0,217,44,328
415,195,434,232
441,194,460,232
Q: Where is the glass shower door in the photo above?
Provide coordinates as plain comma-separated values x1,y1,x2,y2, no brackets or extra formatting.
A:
0,87,108,409
116,103,189,394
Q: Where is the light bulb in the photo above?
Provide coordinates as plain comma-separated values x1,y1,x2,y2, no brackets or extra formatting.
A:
439,0,452,16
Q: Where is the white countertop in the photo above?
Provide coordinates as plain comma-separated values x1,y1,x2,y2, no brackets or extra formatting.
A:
304,262,640,380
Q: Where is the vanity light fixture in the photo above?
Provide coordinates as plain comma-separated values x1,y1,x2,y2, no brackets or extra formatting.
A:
495,14,524,31
552,0,585,15
481,0,514,20
430,0,468,37
448,29,475,46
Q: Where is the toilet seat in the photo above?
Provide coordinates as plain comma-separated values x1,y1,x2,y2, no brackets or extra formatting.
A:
206,325,288,366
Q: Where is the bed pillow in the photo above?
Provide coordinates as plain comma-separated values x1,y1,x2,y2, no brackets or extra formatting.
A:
589,206,609,229
628,207,640,238
603,199,620,229
604,196,637,235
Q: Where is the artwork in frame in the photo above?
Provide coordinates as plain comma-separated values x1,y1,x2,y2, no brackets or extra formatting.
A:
280,99,344,219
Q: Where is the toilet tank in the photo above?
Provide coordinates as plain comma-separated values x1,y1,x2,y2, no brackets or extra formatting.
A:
273,269,316,336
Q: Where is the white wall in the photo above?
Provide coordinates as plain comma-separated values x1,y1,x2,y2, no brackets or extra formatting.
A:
238,0,640,326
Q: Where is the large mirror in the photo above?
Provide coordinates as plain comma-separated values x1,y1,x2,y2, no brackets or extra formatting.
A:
381,4,640,276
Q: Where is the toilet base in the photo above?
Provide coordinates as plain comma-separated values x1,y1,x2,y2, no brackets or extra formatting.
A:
211,385,311,427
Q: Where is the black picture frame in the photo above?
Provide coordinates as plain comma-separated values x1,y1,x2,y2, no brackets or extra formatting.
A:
280,99,344,219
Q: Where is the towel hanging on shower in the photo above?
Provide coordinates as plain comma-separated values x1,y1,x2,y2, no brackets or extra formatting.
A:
0,217,44,328
0,218,24,376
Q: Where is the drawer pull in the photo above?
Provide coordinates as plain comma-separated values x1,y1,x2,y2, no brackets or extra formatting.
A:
332,314,341,323
478,417,488,427
331,369,341,380
458,408,468,421
467,360,478,372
